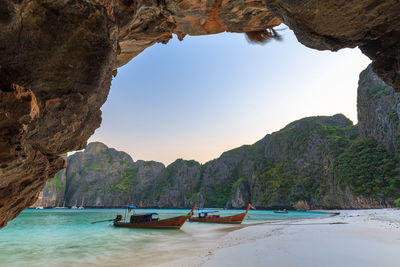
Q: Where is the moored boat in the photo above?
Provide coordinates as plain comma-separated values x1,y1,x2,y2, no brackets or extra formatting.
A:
78,197,84,209
55,201,68,209
189,204,252,224
113,205,196,229
71,200,78,209
274,209,288,214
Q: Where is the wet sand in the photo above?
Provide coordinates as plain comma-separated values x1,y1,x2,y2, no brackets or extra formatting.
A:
162,209,400,267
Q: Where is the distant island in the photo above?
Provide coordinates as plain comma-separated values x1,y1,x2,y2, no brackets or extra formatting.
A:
34,65,400,210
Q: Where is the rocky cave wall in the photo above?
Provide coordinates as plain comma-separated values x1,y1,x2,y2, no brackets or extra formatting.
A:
0,0,399,228
263,0,400,90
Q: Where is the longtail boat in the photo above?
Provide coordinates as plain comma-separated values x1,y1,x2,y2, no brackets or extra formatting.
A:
274,209,288,214
113,205,196,229
189,204,252,224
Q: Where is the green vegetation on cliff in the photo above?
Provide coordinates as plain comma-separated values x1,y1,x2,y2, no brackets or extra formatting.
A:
247,115,358,208
42,112,400,209
40,65,400,209
206,182,234,207
48,174,64,191
110,166,139,193
334,138,400,198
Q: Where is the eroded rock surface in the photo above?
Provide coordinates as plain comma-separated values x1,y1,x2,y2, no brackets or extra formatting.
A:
111,0,280,67
263,0,400,90
357,65,400,156
1,0,400,227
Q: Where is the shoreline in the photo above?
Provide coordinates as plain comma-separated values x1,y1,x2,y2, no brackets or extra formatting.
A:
161,209,400,267
3,208,399,266
26,207,344,213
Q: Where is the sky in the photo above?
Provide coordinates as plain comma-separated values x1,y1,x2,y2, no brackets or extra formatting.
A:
88,27,371,165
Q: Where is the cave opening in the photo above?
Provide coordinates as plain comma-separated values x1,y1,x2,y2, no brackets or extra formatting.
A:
91,29,370,165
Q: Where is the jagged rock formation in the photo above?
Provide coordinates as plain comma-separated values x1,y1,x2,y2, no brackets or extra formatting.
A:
31,154,68,208
203,114,397,209
63,142,165,207
1,0,400,227
0,1,118,228
156,159,203,208
39,143,204,208
40,114,399,210
113,0,280,67
357,65,400,156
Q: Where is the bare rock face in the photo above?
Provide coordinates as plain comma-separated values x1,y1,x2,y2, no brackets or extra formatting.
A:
111,0,280,67
263,0,400,90
0,1,118,228
0,84,66,227
1,0,400,227
357,65,400,156
156,159,202,208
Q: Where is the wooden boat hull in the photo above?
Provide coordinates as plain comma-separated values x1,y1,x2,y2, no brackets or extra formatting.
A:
113,215,188,229
189,212,246,224
189,204,252,224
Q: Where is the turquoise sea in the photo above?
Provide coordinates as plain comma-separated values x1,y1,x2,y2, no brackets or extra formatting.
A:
0,209,329,266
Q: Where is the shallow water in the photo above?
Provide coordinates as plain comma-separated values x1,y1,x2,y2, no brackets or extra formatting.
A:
0,209,328,266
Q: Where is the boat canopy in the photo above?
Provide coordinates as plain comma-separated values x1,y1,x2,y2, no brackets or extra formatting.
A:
129,213,158,223
127,205,136,209
131,212,158,216
200,211,219,214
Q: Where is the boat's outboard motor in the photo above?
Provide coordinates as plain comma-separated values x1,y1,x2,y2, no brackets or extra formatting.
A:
114,215,123,222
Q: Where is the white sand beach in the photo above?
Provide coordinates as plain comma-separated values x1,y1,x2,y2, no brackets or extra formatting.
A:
163,209,400,267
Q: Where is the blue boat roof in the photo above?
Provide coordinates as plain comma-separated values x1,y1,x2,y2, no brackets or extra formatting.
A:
127,205,136,208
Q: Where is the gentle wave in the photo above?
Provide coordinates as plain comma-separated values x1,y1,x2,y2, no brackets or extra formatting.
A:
0,209,329,266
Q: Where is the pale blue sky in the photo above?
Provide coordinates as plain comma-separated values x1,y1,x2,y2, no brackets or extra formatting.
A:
89,28,371,165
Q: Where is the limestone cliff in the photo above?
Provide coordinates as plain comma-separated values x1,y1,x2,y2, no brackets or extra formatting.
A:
203,111,398,209
39,117,399,209
358,65,400,156
1,0,400,227
40,145,203,208
41,114,398,209
62,142,165,207
40,154,67,207
38,65,400,210
155,159,203,208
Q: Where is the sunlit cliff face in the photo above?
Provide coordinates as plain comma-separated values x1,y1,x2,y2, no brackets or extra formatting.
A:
0,0,399,228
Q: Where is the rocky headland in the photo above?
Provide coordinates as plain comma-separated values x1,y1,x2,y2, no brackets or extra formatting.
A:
35,65,400,210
